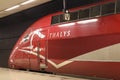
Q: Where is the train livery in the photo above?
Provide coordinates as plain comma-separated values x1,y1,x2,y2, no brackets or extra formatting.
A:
9,0,120,80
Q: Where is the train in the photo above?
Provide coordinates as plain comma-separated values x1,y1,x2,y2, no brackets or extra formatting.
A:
9,0,120,80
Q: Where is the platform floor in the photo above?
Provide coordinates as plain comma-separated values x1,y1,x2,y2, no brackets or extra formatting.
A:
0,68,89,80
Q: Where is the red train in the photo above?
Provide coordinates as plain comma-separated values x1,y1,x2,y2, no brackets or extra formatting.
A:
9,0,120,80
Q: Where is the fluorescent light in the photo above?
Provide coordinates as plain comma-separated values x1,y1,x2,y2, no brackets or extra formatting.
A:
77,19,98,24
5,5,20,11
21,0,36,5
58,23,75,27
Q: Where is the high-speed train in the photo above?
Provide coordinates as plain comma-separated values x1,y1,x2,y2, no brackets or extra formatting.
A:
9,0,120,80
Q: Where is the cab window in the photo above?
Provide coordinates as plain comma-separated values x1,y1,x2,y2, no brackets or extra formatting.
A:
90,5,101,17
116,0,120,13
102,2,115,15
79,8,90,19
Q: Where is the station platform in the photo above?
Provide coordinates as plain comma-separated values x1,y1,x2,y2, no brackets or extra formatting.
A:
0,68,110,80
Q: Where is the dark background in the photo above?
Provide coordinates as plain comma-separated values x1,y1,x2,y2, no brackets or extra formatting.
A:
0,0,101,67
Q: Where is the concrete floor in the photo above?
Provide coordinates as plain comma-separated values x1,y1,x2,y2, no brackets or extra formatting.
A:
0,68,90,80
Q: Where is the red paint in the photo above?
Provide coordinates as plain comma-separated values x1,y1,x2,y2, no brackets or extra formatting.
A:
9,0,120,80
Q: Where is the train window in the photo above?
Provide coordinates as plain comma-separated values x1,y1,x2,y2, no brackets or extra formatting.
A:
51,15,60,24
60,14,67,22
79,8,89,19
90,5,100,17
70,11,79,20
101,2,115,15
116,0,120,13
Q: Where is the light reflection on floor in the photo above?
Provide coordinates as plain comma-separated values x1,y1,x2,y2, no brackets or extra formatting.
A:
0,68,89,80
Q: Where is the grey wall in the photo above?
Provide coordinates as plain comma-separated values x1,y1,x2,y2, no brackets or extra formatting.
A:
0,20,36,67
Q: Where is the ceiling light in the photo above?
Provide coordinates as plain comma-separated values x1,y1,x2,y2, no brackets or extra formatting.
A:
21,0,36,5
5,5,20,11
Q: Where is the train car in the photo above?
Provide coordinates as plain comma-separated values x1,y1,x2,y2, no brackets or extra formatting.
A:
9,0,120,80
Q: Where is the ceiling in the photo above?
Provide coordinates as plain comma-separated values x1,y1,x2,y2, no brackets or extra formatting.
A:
0,0,51,18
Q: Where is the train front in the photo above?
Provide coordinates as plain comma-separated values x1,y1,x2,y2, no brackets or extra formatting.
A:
8,27,47,70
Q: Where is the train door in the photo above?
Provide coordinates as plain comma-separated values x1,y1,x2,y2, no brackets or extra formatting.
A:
28,29,48,71
39,29,48,70
29,29,48,71
28,39,41,70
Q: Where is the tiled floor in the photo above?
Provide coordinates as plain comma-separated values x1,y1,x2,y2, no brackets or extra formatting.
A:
0,68,90,80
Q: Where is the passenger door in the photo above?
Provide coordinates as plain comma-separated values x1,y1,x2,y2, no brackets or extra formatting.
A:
29,29,48,71
39,29,48,70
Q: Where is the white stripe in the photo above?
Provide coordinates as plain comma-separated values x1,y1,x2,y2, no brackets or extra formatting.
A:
71,43,120,62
